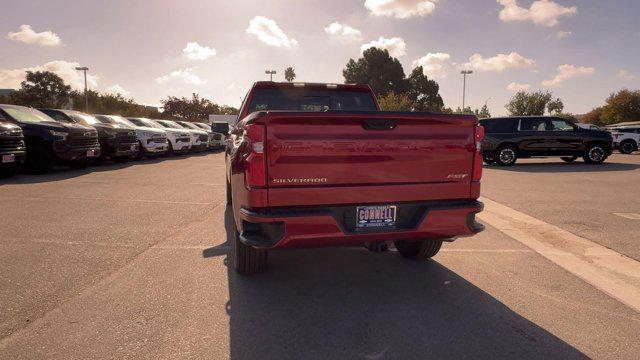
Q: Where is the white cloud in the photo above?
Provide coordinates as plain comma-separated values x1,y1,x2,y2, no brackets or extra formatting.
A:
6,24,61,46
182,42,216,61
507,82,532,91
0,60,98,89
105,84,131,96
246,16,298,48
155,68,206,85
365,0,438,19
556,30,572,39
412,53,451,78
324,22,362,41
498,0,577,27
464,52,535,72
361,36,407,57
617,69,635,80
542,64,595,87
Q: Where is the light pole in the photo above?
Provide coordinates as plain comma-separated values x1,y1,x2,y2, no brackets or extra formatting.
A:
460,70,473,112
75,66,89,112
265,70,276,81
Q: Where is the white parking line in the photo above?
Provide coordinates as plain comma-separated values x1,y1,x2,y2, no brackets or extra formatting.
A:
479,196,640,313
613,213,640,220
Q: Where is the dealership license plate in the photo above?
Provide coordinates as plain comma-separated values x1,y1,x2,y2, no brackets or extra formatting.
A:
356,205,397,229
2,154,15,163
86,150,96,157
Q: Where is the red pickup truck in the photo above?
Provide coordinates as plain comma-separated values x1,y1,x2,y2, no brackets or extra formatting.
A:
226,82,484,274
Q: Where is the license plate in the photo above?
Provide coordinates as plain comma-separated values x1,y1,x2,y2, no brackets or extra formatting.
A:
356,205,397,229
2,154,15,163
86,150,96,157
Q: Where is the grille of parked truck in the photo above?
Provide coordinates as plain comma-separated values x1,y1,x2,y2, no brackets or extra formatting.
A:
0,120,26,177
225,82,484,274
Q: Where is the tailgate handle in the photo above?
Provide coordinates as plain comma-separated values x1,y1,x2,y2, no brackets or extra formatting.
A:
362,119,397,131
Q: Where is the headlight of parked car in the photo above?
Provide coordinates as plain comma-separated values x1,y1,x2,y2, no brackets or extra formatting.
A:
49,130,69,141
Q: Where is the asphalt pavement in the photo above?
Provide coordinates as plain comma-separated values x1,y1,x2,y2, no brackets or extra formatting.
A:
0,152,639,359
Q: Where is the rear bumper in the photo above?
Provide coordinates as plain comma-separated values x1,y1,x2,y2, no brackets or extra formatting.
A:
237,200,484,249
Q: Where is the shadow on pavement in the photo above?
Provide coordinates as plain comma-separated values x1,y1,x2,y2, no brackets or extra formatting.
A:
201,207,588,360
486,161,639,173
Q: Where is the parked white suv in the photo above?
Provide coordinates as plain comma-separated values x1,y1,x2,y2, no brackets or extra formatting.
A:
130,118,192,155
95,115,168,159
176,121,209,152
609,127,640,154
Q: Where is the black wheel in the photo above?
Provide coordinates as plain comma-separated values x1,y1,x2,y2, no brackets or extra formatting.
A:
483,154,495,164
561,156,578,163
25,143,53,174
583,143,606,164
226,178,232,205
134,141,144,160
233,221,268,275
619,140,636,155
166,141,174,156
495,145,518,166
394,240,443,260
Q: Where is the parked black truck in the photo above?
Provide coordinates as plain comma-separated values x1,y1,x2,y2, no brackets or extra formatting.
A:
480,116,613,166
39,109,138,164
0,120,26,178
0,105,101,173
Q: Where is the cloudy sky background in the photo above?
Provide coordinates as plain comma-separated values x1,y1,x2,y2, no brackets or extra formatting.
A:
1,0,638,116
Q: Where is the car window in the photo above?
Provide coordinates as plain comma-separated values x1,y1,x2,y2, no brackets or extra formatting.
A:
41,110,71,123
128,119,145,127
550,119,575,131
0,106,57,123
519,118,546,131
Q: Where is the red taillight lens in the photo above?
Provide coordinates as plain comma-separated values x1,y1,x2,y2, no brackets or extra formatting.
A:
472,125,485,181
244,124,266,187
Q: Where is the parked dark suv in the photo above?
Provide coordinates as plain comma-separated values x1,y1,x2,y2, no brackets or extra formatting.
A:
0,104,101,173
0,120,26,177
480,116,613,166
39,109,138,163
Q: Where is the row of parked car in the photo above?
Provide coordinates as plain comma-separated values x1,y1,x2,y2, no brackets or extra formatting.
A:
0,104,227,178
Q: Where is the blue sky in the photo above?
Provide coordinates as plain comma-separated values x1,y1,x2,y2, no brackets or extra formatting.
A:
1,0,638,116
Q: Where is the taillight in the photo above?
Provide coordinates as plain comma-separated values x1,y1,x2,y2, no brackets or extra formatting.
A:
244,124,266,187
472,125,485,181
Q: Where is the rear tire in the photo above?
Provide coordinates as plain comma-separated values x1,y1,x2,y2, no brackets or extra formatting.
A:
394,240,443,260
583,143,607,164
233,222,268,275
619,140,636,155
495,145,518,166
561,156,578,163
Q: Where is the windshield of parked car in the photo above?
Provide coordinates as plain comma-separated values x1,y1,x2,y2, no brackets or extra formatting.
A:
211,122,229,134
70,112,101,126
139,119,164,129
247,88,377,113
128,118,146,127
156,120,183,129
179,122,201,130
112,116,138,128
0,105,58,123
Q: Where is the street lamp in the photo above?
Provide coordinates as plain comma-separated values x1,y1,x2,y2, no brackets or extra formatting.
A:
75,66,89,112
265,70,276,81
460,70,473,112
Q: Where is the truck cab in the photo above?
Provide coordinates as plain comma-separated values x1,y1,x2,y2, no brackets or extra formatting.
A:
0,104,100,173
226,82,484,274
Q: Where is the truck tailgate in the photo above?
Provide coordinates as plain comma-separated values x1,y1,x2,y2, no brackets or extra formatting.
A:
264,112,478,206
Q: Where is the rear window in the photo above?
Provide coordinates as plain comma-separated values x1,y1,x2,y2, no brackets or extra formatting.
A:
247,88,377,113
480,118,518,133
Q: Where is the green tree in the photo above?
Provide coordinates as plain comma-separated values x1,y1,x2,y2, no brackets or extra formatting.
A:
10,71,71,108
547,98,565,115
377,91,414,111
160,93,237,120
406,66,444,112
343,47,406,96
284,67,296,82
477,104,491,118
582,107,604,125
505,90,563,116
70,90,161,118
600,89,640,125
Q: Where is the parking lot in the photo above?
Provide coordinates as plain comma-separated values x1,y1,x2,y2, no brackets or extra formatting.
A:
1,152,639,359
